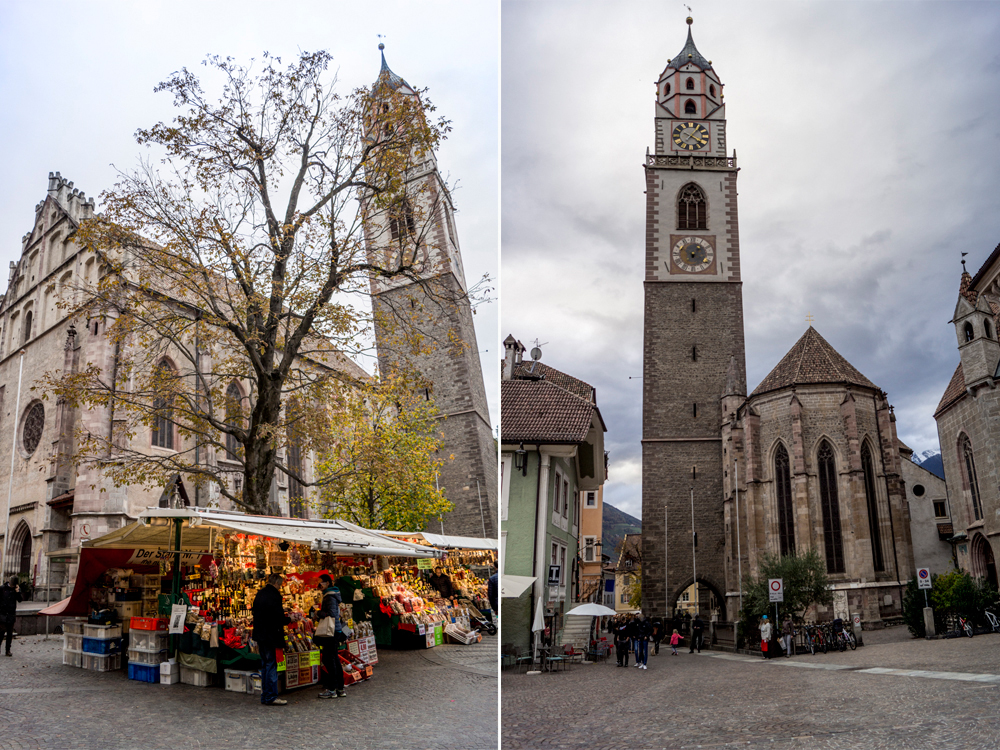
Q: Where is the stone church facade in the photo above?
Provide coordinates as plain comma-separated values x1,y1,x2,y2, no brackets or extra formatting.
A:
641,19,916,625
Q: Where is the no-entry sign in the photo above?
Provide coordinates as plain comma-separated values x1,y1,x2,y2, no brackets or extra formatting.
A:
917,567,932,590
768,578,784,603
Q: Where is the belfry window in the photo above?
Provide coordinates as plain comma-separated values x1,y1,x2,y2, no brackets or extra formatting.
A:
684,99,697,114
985,320,993,339
962,436,983,521
665,83,671,96
964,322,975,342
686,78,695,90
389,199,416,243
818,441,845,574
678,183,707,230
861,443,885,572
710,84,716,97
775,443,794,556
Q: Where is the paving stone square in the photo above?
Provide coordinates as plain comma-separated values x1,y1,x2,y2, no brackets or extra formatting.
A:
0,633,498,750
501,627,1000,749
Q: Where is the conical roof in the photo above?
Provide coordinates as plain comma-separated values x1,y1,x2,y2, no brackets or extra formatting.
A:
668,18,713,71
750,327,878,397
376,43,411,91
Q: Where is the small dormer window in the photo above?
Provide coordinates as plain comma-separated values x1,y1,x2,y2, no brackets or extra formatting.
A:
709,84,716,96
685,100,697,114
985,320,993,339
686,77,695,90
964,322,975,342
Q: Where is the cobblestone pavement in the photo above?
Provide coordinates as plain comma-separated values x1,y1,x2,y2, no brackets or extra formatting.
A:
0,633,498,750
502,627,1000,749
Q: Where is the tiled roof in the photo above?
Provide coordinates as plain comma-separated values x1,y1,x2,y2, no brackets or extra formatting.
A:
750,327,878,397
934,363,966,418
969,240,1000,290
376,45,411,91
501,379,596,445
959,271,978,305
511,361,595,403
667,20,713,72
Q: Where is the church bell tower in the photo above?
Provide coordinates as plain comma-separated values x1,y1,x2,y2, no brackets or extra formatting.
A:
641,18,747,617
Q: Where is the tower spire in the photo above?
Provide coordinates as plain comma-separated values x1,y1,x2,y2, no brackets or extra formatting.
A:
668,15,713,71
376,42,411,91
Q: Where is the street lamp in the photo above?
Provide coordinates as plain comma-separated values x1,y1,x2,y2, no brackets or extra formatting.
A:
513,442,528,476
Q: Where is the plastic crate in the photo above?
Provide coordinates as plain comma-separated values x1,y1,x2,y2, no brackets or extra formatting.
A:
128,662,159,683
128,648,166,665
179,666,210,687
83,623,122,639
130,617,167,632
63,633,82,651
160,671,179,685
131,631,169,652
83,652,121,672
62,619,86,635
62,649,83,668
82,637,122,655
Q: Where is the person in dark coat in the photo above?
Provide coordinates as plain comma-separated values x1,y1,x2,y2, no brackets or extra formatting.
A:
0,576,22,656
487,570,498,618
252,573,290,706
428,567,454,598
633,613,652,668
689,614,705,653
651,616,664,655
313,574,347,700
613,616,632,667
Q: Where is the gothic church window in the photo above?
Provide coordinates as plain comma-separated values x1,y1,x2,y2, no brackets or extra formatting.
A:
964,322,974,342
22,311,31,345
684,99,697,114
224,382,243,462
817,441,845,574
861,443,885,572
686,78,695,90
677,183,707,230
21,402,44,457
389,199,416,243
962,436,983,521
152,361,175,450
774,443,794,556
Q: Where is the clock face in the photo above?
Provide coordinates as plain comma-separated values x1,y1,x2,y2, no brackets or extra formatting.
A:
672,237,715,273
672,121,710,151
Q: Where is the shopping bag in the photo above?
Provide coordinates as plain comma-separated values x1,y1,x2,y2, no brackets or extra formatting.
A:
315,616,337,638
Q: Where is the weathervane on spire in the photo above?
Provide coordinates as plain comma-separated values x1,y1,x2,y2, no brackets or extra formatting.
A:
962,251,968,271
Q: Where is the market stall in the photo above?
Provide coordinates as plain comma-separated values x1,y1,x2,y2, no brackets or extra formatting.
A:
48,507,440,692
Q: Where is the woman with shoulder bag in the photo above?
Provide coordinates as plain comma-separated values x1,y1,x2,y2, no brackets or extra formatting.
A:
314,574,348,699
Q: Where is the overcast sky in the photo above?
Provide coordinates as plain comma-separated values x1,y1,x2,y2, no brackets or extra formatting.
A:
0,1,499,433
501,0,1000,521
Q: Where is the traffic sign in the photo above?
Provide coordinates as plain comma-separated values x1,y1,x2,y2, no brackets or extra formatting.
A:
917,567,932,590
768,578,784,603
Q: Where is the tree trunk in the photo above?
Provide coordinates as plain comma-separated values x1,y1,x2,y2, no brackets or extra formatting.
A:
242,380,283,514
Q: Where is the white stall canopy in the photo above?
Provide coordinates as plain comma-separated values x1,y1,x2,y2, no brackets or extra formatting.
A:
381,531,498,551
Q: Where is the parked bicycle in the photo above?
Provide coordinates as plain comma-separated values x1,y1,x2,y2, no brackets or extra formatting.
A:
803,624,826,654
984,610,1000,634
957,614,974,638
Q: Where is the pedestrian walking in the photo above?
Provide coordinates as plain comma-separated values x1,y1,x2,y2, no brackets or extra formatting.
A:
689,614,705,653
614,616,631,667
669,629,681,655
651,615,663,655
759,615,772,659
781,615,794,658
0,576,21,657
634,612,651,669
312,574,347,700
252,573,291,706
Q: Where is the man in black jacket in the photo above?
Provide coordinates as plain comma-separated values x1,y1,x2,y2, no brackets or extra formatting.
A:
613,617,631,667
0,576,22,657
252,573,290,706
690,614,705,653
651,615,664,655
428,567,454,598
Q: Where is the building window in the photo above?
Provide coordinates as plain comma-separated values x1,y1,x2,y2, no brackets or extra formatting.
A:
709,84,716,96
933,500,947,518
986,320,993,339
774,443,794,556
389,199,416,243
563,478,570,519
21,402,44,457
224,382,243,462
818,441,845,574
22,311,31,345
684,99,697,114
962,436,983,521
582,536,596,563
861,443,885,572
677,183,707,230
912,484,925,497
686,77,695,90
287,441,305,518
682,592,690,602
665,83,671,96
964,322,975,342
585,491,597,508
151,361,175,450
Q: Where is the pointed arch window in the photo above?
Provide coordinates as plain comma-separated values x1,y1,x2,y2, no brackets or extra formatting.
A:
962,436,983,521
151,361,175,450
964,322,975,342
224,382,243,462
686,77,695,90
818,441,845,574
774,443,794,556
861,443,885,572
22,311,32,345
684,99,697,114
389,199,416,244
985,320,993,339
678,183,707,230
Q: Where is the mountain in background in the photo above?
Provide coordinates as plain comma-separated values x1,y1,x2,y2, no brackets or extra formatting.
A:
602,503,642,562
912,450,944,480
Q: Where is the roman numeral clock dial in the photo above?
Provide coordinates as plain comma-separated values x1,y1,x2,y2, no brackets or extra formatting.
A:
672,121,710,151
671,236,715,273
